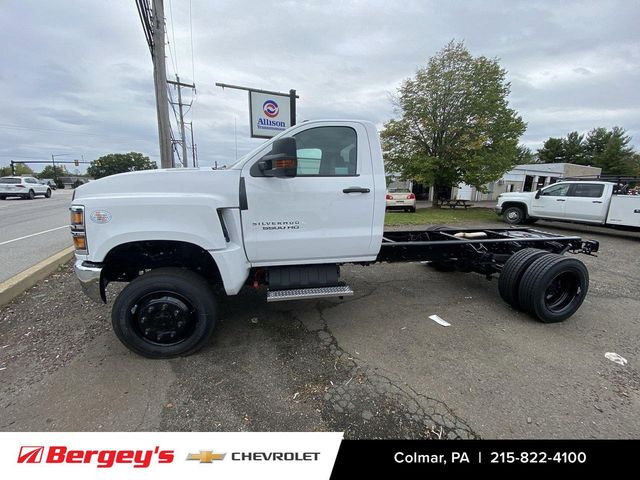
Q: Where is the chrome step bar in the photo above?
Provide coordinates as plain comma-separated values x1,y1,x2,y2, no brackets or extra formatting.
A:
266,285,354,302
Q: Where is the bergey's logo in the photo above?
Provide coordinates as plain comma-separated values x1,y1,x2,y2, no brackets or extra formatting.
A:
18,446,44,463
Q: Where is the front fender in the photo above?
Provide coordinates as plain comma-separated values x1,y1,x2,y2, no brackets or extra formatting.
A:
79,195,230,262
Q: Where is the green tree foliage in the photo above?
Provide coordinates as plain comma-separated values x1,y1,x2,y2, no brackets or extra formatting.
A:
538,127,639,175
0,163,34,176
584,127,637,175
380,41,526,205
537,137,566,163
515,145,536,164
87,152,157,179
37,165,68,179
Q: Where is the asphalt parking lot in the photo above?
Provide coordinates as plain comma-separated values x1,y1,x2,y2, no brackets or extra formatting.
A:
0,220,638,438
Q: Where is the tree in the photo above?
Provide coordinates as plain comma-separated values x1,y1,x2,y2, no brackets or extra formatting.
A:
380,41,526,206
537,137,565,163
37,165,67,180
584,127,636,175
515,145,536,164
0,162,34,176
563,131,586,164
87,152,157,179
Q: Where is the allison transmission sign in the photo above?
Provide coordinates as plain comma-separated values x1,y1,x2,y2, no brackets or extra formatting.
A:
249,91,292,139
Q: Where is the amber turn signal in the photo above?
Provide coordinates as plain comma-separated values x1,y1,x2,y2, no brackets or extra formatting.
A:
73,235,87,251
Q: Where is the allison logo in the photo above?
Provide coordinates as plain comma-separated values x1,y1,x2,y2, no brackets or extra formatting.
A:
263,99,279,118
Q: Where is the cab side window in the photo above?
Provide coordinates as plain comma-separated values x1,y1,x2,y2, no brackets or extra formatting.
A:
293,127,357,176
541,184,570,196
569,184,604,198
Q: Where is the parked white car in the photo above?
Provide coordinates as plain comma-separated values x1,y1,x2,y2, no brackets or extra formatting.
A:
386,188,416,212
0,176,52,200
495,181,640,230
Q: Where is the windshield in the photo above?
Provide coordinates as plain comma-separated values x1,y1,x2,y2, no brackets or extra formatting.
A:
388,188,410,193
0,177,21,184
226,128,291,169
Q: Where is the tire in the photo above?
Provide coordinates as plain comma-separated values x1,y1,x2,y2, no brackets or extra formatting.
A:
112,268,217,358
45,188,51,198
28,189,35,200
503,206,525,225
518,255,589,323
409,206,416,213
498,248,551,310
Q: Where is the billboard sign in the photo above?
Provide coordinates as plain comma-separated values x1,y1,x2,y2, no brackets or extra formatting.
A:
249,91,291,139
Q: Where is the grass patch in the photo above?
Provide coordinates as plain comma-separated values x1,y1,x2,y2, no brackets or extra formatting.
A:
385,207,501,226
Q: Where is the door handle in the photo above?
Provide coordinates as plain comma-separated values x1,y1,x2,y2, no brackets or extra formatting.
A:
343,187,370,194
556,199,566,201
592,200,603,203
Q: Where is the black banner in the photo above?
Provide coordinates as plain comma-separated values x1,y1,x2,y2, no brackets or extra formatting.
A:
330,440,638,477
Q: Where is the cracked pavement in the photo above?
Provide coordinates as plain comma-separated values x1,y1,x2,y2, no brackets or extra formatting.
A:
0,220,638,438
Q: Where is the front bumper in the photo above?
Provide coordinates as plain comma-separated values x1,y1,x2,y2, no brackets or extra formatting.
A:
74,259,105,303
494,205,503,214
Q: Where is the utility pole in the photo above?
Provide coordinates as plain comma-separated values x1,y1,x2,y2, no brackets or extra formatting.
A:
151,0,173,168
168,76,195,168
188,122,197,167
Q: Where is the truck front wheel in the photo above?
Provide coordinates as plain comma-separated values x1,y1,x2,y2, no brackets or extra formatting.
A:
112,268,217,358
503,206,525,225
518,255,589,323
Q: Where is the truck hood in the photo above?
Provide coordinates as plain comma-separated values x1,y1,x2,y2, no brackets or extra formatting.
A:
73,168,241,207
498,191,535,201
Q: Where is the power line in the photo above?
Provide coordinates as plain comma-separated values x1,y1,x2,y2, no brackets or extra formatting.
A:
189,0,195,83
0,123,143,141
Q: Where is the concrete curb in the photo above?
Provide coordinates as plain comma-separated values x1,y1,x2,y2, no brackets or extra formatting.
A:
0,246,75,307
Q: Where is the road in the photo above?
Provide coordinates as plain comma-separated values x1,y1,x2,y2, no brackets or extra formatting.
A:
0,220,638,438
0,189,73,282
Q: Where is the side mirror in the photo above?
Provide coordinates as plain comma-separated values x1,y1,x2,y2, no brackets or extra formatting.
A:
258,137,297,178
535,189,541,199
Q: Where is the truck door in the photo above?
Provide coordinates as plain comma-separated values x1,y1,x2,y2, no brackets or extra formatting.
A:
240,123,377,265
530,183,570,219
563,183,608,223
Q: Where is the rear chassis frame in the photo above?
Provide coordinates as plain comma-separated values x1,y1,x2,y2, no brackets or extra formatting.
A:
377,227,598,277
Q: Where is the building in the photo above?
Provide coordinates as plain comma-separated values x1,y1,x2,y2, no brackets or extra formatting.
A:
452,163,603,202
388,163,602,203
59,176,92,189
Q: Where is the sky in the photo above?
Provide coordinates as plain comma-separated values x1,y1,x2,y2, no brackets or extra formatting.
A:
1,0,639,173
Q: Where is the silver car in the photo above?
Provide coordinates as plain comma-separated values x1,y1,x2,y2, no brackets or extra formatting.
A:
0,176,52,200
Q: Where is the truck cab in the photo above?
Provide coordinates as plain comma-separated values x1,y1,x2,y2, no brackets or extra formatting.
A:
496,181,616,225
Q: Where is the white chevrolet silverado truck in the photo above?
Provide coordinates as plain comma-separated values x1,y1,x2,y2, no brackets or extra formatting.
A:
70,120,599,358
495,180,640,229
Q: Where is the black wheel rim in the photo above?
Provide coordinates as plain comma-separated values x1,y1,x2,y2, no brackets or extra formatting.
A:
544,272,581,312
130,291,198,346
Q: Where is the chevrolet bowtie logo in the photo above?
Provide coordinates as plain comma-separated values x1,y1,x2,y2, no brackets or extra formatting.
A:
186,451,226,463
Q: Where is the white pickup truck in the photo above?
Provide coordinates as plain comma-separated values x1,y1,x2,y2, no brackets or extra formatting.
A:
70,120,599,358
495,181,640,230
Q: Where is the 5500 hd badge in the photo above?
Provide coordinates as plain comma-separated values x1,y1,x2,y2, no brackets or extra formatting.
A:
253,221,301,231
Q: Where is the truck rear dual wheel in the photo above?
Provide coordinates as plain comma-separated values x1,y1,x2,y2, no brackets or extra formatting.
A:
518,255,589,323
498,248,550,309
112,268,217,358
500,249,589,323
